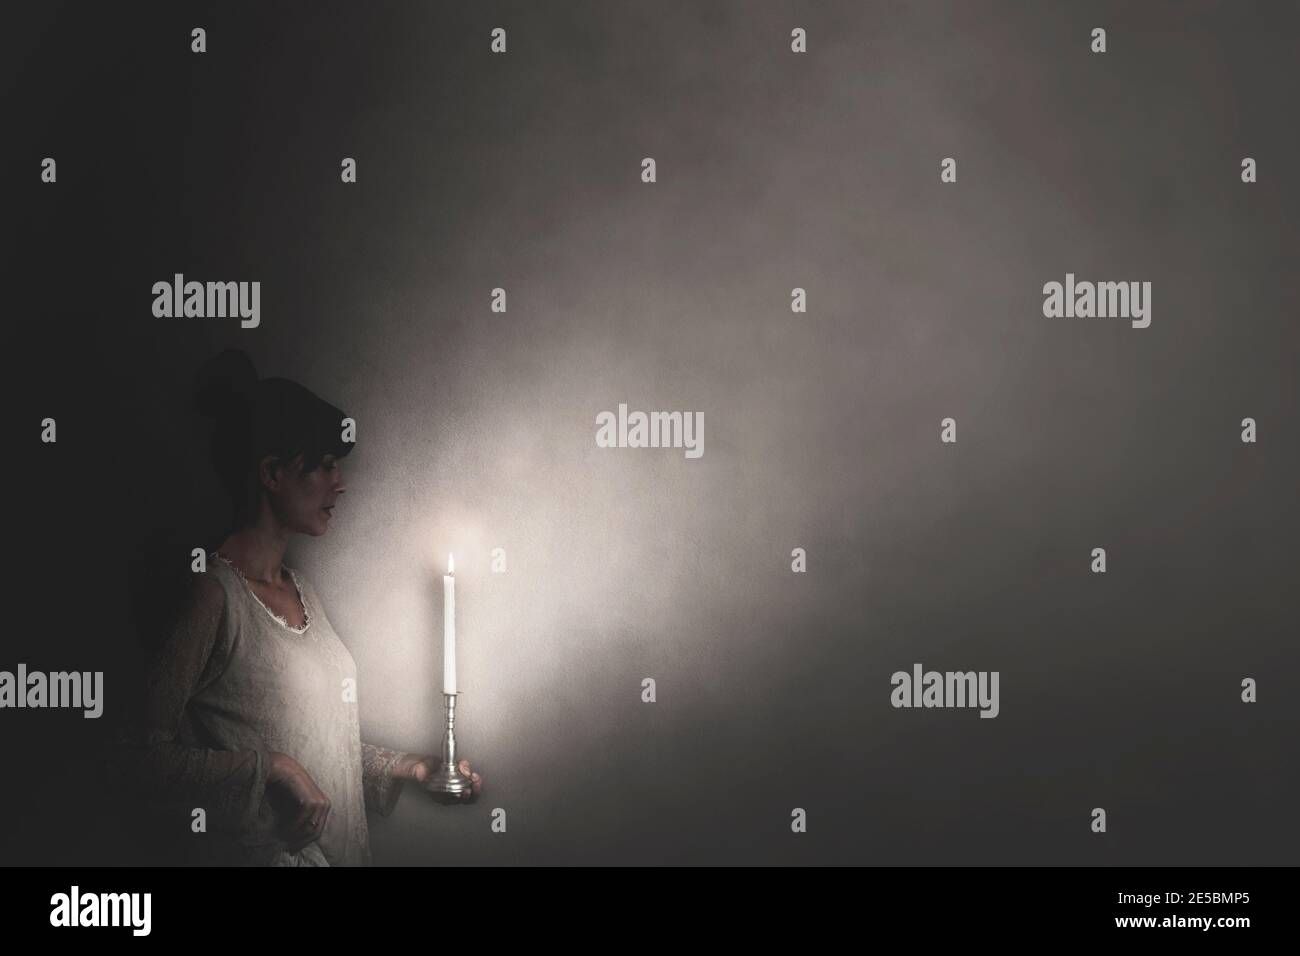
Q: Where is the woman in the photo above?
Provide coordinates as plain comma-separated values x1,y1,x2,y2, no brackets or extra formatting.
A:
121,348,479,866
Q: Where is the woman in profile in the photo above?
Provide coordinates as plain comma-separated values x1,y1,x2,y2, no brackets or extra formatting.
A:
120,348,479,866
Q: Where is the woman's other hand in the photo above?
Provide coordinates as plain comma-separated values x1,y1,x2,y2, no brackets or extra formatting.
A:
267,751,332,851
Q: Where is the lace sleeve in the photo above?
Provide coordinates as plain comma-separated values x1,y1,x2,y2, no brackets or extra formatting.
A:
360,741,409,817
112,573,272,834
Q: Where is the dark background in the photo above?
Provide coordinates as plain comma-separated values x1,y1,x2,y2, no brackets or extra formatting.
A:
4,0,1297,865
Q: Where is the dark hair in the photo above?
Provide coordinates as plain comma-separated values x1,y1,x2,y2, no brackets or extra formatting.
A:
193,349,354,525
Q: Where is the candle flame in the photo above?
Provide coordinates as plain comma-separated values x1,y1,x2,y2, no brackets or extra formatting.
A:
447,553,454,575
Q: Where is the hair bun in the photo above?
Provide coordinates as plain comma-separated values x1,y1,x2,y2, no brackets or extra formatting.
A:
193,349,259,420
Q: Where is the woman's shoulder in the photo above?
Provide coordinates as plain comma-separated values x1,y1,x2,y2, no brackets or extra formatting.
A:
198,551,239,595
149,557,238,674
180,558,234,619
160,553,239,635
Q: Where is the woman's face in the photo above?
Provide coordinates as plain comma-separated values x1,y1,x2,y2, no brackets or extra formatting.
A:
263,452,347,535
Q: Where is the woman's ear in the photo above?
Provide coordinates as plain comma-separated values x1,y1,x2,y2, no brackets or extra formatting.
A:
257,454,283,491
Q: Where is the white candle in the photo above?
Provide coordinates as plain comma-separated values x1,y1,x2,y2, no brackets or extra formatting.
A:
443,553,456,694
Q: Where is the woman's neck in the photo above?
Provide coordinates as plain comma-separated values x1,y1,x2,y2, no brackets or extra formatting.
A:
217,513,292,582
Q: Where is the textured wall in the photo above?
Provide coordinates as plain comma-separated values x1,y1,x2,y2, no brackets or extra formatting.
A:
7,0,1298,865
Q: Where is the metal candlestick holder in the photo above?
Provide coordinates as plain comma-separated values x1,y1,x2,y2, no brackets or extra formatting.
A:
421,692,475,803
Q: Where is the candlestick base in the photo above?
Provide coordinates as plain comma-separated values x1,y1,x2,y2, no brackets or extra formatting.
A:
420,764,476,804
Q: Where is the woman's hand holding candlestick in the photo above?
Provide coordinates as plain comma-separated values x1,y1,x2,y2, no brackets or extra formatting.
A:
400,754,482,797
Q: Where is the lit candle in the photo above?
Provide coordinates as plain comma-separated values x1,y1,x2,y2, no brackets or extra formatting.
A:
443,553,456,694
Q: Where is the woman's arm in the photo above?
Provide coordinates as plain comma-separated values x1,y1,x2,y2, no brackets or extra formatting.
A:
360,741,410,817
113,573,274,833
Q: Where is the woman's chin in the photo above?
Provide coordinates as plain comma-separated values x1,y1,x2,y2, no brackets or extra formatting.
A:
293,510,333,536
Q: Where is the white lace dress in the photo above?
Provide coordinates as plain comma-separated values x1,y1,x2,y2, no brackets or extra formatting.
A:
123,551,410,866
